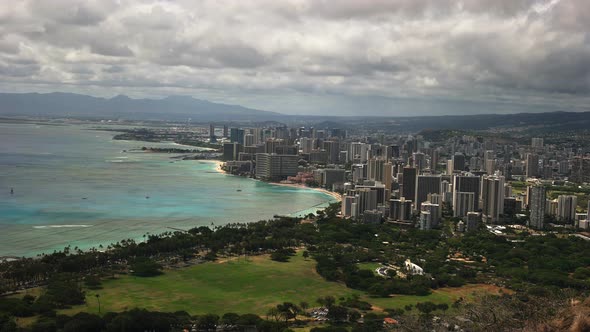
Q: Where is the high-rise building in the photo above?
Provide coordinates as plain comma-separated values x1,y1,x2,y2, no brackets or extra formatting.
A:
412,152,426,172
342,195,357,218
209,124,216,143
383,162,394,193
503,197,518,216
446,159,454,175
389,197,412,221
419,211,432,230
323,169,346,189
481,174,505,224
453,174,481,210
352,164,366,184
223,125,228,137
454,192,475,218
557,195,578,222
441,180,453,202
402,167,417,203
299,137,314,154
484,150,495,172
264,138,284,154
528,185,546,229
547,199,558,216
465,212,481,232
421,202,441,227
356,182,387,205
356,188,378,214
388,145,400,160
244,134,255,147
255,153,299,181
223,142,243,161
558,161,569,175
430,148,440,172
350,142,369,163
531,137,544,149
230,128,245,145
570,157,590,183
453,153,465,172
415,175,441,211
504,184,512,197
368,158,385,182
485,159,497,175
526,153,539,178
323,140,340,164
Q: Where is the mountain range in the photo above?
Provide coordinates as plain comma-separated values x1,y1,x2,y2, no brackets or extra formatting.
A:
0,92,281,121
1,92,590,133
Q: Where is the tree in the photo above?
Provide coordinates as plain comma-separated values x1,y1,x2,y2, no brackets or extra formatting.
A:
196,314,219,331
327,305,348,322
276,302,300,324
302,251,310,260
221,312,240,325
236,313,262,326
437,303,449,312
130,258,163,277
299,301,309,315
45,276,85,307
317,296,336,308
416,301,438,315
63,312,104,332
84,276,102,290
266,308,281,322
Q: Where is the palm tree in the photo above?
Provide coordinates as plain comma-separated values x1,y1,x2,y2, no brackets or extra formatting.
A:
95,294,101,314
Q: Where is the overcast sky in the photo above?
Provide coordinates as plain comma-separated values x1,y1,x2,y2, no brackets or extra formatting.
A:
0,0,589,116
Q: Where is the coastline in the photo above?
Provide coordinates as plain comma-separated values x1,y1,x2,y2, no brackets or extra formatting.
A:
199,159,225,174
269,181,342,202
215,161,341,202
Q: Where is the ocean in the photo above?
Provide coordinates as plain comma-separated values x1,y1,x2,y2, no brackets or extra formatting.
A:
0,122,334,257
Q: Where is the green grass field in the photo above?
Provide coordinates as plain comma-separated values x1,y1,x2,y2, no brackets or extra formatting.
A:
356,262,381,275
63,252,359,316
60,252,506,316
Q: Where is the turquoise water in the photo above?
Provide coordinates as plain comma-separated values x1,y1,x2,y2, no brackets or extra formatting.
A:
0,123,334,257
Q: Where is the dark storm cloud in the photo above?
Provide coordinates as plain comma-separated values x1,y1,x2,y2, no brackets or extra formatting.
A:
0,0,588,115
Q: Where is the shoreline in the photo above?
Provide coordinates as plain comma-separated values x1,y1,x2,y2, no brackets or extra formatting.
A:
214,161,341,202
269,181,342,202
199,159,225,174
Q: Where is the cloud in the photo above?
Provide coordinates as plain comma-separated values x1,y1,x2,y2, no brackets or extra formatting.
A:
0,0,588,115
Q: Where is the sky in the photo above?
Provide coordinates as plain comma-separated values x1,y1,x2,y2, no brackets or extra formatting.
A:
0,0,589,116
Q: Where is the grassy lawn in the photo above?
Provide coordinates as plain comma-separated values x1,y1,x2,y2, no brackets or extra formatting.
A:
56,252,508,317
62,252,360,316
366,284,509,311
357,262,381,275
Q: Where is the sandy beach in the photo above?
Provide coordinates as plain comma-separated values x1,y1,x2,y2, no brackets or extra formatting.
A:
215,161,342,202
199,159,225,174
270,181,342,202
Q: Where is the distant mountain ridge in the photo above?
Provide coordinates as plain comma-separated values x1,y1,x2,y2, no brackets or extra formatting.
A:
1,92,589,133
0,92,282,121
